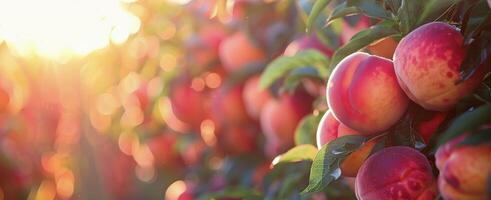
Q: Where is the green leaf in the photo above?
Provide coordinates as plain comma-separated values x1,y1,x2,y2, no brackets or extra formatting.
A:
272,144,318,165
301,135,366,195
282,67,323,92
416,0,459,26
259,50,330,89
197,187,263,200
306,0,333,32
295,113,324,146
459,30,491,81
326,2,361,25
347,0,393,20
438,104,491,146
329,22,399,69
398,0,424,35
458,128,491,146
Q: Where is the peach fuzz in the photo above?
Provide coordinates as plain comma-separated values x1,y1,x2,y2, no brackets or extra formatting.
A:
242,75,272,119
436,135,491,200
393,22,486,111
355,146,437,200
260,89,313,155
326,52,409,133
316,111,379,177
219,31,266,73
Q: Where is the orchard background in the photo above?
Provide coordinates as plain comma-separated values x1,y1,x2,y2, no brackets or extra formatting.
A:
0,0,490,199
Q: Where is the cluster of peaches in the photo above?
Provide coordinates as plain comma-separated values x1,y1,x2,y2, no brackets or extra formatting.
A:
316,21,490,200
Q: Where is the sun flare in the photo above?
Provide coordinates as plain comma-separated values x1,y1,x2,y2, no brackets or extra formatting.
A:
0,0,141,60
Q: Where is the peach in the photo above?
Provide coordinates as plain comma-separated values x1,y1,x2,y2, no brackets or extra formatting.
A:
169,77,209,129
211,85,252,125
147,133,184,169
316,110,359,149
326,52,409,133
436,135,491,200
367,37,398,59
355,146,437,200
219,31,266,73
316,111,379,177
242,75,272,119
284,34,333,57
215,125,258,155
0,86,9,113
260,89,313,156
393,22,486,111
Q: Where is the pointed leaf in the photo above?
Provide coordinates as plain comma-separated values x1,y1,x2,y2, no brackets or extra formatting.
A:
272,144,319,165
306,0,333,32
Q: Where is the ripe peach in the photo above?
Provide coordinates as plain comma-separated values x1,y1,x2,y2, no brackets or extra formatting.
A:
169,77,209,129
147,133,184,169
215,125,258,155
219,31,266,73
284,34,333,57
211,85,252,125
367,37,398,59
393,22,486,111
185,25,227,73
242,75,272,119
355,146,437,200
436,135,491,200
260,89,313,156
316,111,359,149
326,52,409,134
316,111,379,177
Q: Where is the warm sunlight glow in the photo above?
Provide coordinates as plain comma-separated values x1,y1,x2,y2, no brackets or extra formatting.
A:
0,0,141,59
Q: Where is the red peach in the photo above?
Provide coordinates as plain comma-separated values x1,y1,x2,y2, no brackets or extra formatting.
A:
393,22,486,111
327,52,409,133
242,75,272,119
169,77,209,129
355,146,437,200
436,135,491,200
316,110,359,149
260,89,313,156
219,31,266,73
211,85,252,125
215,125,258,155
147,133,184,169
284,34,333,57
316,111,380,177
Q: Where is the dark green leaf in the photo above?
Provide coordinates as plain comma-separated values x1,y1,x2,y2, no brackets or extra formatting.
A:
330,22,398,69
260,50,330,89
398,0,424,34
295,113,324,146
301,135,366,195
416,0,459,26
306,0,333,32
197,187,263,200
347,0,393,20
326,2,361,25
272,144,318,165
282,67,322,92
458,128,491,146
438,104,491,146
459,31,491,82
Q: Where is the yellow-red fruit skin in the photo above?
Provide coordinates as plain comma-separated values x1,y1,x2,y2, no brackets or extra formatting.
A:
355,146,437,200
436,136,491,200
327,52,408,134
393,22,486,111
